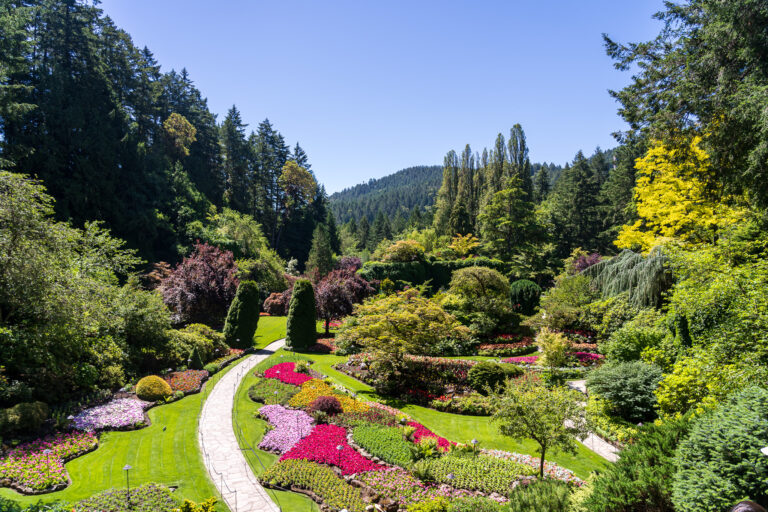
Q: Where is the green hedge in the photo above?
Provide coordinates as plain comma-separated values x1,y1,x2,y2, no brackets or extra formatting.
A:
359,257,511,292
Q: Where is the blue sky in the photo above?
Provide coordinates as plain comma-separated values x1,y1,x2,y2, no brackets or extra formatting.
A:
99,1,665,193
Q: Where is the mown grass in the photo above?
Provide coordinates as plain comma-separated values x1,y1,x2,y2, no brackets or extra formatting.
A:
253,315,288,349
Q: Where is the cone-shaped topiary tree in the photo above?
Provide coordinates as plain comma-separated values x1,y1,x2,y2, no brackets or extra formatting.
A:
188,345,204,370
286,279,316,351
223,280,261,349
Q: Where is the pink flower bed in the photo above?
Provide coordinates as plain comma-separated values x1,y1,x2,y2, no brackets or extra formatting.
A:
280,424,385,475
258,404,314,454
502,355,539,365
407,421,452,451
71,398,150,431
264,362,313,386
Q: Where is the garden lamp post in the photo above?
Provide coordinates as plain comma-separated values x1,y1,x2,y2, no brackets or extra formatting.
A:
42,449,52,480
336,444,343,468
446,472,455,485
123,464,132,509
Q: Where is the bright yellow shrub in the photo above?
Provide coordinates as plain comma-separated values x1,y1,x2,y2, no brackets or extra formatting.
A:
288,379,369,413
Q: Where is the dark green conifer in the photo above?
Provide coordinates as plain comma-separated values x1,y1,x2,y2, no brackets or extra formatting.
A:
223,280,261,349
285,279,316,351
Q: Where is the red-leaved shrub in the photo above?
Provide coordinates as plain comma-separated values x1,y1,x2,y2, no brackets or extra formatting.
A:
309,396,343,416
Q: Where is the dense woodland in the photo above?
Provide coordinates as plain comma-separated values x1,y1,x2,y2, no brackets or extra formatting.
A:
2,0,768,511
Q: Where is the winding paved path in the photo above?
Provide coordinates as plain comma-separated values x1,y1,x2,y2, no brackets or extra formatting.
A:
568,379,620,462
198,339,285,512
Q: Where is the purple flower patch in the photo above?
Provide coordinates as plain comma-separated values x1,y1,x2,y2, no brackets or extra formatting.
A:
258,404,314,454
71,398,151,431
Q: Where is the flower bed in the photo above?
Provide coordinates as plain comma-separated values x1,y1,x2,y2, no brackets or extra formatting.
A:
568,342,600,353
258,404,314,454
248,377,298,405
502,356,539,365
261,460,367,512
163,369,208,394
71,398,150,431
309,337,336,354
502,352,604,367
288,379,370,413
407,422,452,451
481,449,583,485
74,483,179,512
280,424,385,475
367,401,411,420
352,425,413,467
429,394,494,416
264,362,314,386
0,432,98,492
476,341,537,357
356,468,478,507
413,454,536,495
557,329,596,344
207,348,244,372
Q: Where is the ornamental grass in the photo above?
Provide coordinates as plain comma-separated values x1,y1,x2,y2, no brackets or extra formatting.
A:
0,431,97,491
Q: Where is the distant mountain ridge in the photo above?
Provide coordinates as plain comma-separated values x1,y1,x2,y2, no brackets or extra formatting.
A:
329,165,442,223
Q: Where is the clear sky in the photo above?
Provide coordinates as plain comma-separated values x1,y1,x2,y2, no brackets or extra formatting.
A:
99,0,665,194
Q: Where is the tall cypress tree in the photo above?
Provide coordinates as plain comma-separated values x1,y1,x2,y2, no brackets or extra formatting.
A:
285,279,316,351
220,106,251,212
223,280,261,349
508,124,533,198
325,210,341,254
305,224,334,277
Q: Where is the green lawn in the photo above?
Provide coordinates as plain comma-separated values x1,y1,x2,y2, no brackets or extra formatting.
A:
253,315,288,349
262,348,608,480
0,366,237,510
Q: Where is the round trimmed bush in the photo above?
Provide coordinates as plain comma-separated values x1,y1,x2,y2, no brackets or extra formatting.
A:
223,280,261,349
136,375,172,401
286,279,316,351
308,395,343,416
510,279,542,316
673,386,768,511
468,361,522,394
0,401,49,435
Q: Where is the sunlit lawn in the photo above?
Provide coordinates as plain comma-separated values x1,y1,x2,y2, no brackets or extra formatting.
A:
253,315,288,349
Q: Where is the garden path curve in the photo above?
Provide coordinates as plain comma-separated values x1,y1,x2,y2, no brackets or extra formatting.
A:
198,339,285,512
568,379,620,462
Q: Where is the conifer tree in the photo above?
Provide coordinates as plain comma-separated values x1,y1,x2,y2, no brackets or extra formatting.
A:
285,279,316,351
223,280,261,349
291,142,311,170
533,166,551,203
508,124,533,198
220,106,251,212
305,224,334,277
357,216,370,250
325,210,341,254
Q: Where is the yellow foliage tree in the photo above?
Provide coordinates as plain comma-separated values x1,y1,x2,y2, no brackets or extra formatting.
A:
615,137,745,253
448,233,480,257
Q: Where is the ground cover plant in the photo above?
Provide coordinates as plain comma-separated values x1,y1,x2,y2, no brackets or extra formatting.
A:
258,404,314,454
71,398,150,431
413,453,536,495
73,483,178,512
280,423,385,475
0,432,98,491
247,377,298,405
164,370,208,394
352,425,413,467
261,459,367,512
357,468,477,508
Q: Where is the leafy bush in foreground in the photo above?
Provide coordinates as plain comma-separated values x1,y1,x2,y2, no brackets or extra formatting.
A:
413,453,536,495
260,459,367,512
673,386,768,512
352,425,413,467
468,361,522,394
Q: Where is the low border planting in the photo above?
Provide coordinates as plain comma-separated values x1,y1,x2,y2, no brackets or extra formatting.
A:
74,482,179,512
352,425,413,467
413,453,536,495
247,377,298,405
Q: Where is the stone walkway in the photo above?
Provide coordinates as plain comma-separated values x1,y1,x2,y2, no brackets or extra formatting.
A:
198,339,285,512
568,379,620,462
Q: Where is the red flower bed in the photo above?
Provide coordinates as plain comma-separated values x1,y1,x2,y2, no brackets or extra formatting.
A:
164,370,208,393
280,424,385,475
264,362,313,386
476,341,533,351
309,337,336,354
407,421,452,451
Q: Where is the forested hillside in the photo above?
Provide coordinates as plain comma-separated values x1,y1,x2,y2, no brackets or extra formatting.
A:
329,165,442,223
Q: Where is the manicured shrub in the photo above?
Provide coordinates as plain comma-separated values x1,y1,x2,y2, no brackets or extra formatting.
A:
381,240,425,262
506,479,571,512
248,377,298,405
203,363,218,374
413,453,536,495
74,483,179,512
0,401,49,435
586,361,663,423
263,290,291,316
285,279,316,351
308,395,343,416
135,375,172,401
673,386,768,511
352,425,413,467
468,361,522,394
223,280,260,349
510,279,542,316
585,415,691,512
537,327,571,367
260,460,367,512
187,345,204,370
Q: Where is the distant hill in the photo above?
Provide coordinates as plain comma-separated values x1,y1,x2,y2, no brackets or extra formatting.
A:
329,165,442,223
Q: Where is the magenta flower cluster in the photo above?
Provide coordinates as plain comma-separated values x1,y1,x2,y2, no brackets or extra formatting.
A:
502,355,540,365
258,404,314,454
71,398,150,431
502,352,604,366
0,431,97,490
264,362,313,386
280,424,385,475
407,421,452,450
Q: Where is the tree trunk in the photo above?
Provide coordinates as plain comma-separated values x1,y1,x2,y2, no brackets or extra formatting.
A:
539,446,545,478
